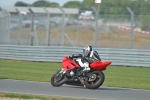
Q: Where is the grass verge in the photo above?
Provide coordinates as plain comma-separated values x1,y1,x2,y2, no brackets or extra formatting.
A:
0,60,150,90
0,92,88,100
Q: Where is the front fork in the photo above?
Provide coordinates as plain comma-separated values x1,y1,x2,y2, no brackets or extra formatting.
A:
54,69,65,82
59,68,66,74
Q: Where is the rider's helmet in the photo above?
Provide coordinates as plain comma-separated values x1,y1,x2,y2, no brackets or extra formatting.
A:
83,45,92,57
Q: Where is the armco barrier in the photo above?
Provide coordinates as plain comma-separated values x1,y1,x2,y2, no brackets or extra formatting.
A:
0,45,150,67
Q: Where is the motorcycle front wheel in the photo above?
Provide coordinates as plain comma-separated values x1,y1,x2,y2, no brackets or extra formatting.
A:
84,70,105,89
51,69,65,87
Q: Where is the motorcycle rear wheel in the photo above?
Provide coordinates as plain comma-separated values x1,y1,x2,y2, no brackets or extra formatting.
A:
51,70,65,87
84,70,105,89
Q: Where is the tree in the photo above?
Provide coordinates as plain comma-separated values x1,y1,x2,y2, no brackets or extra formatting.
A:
63,1,81,8
15,1,29,7
50,2,59,7
80,0,95,9
32,0,51,7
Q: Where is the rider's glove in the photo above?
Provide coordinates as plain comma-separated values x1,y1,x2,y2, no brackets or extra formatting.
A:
69,56,73,60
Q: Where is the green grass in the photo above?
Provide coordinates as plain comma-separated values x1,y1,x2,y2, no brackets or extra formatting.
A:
0,60,60,82
103,66,150,90
0,60,150,90
0,92,87,100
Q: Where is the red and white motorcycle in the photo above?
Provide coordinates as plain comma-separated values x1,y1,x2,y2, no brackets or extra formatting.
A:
51,52,111,89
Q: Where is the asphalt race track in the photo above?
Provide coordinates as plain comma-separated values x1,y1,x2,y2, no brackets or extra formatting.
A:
0,79,150,100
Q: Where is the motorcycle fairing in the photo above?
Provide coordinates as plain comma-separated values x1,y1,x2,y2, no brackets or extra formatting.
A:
90,61,111,70
62,56,79,71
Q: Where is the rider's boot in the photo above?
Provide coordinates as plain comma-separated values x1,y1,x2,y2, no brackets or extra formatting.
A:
83,62,90,72
83,67,90,72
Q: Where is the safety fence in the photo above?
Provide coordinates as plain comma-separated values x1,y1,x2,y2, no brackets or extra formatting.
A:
0,7,149,50
0,45,150,67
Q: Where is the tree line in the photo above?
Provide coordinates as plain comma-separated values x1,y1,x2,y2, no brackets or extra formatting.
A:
14,0,59,7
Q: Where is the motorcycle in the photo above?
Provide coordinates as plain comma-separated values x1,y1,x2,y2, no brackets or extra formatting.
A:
51,52,111,89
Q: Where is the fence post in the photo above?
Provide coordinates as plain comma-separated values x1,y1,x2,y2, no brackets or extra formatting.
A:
28,8,38,46
59,7,75,47
16,8,22,45
92,6,98,47
0,10,10,44
127,7,134,49
5,10,11,44
148,16,150,49
0,11,4,44
43,7,50,46
59,6,65,46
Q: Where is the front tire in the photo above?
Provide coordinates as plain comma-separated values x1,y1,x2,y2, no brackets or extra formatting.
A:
51,70,65,87
84,71,105,89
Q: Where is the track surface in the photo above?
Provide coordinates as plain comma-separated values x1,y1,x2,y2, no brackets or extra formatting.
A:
0,79,150,100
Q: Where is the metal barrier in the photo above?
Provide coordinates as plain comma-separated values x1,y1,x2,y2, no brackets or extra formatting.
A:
0,45,150,67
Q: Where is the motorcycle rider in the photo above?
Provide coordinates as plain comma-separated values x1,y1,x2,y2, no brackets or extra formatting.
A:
68,45,101,77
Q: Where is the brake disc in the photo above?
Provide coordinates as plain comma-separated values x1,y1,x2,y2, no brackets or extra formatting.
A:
88,74,96,82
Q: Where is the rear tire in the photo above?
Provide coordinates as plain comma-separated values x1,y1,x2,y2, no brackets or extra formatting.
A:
51,70,65,87
84,71,105,89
